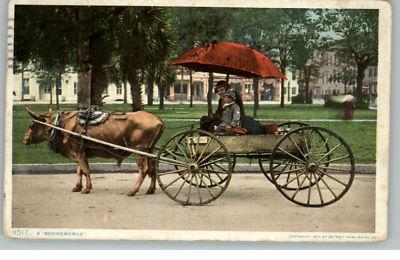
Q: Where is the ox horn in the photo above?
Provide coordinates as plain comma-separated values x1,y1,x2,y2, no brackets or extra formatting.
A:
26,106,40,119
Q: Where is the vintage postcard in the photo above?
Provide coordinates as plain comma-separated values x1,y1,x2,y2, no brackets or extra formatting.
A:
2,0,391,242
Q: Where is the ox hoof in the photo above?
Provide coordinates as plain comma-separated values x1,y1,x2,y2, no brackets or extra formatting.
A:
72,185,83,192
126,191,137,197
81,188,91,194
146,189,156,195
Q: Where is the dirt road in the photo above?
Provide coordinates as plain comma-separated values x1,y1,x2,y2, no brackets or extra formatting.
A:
11,173,375,233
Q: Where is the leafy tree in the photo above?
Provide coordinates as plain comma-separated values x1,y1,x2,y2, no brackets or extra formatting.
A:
328,67,357,94
169,7,229,113
321,9,378,107
291,12,323,104
229,8,309,109
14,6,172,111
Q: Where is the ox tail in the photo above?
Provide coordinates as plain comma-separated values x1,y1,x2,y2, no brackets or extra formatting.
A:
147,120,165,179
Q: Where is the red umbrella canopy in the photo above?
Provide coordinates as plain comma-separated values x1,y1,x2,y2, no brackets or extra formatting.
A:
169,41,285,79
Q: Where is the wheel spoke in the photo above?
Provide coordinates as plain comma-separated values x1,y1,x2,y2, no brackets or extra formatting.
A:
280,166,307,175
318,166,352,173
319,154,350,164
198,172,216,199
204,165,213,186
277,169,306,188
196,137,214,163
291,172,309,200
286,164,293,183
316,171,338,199
198,146,223,164
288,135,306,159
201,167,229,175
301,133,310,160
194,174,203,204
295,165,301,187
158,159,187,167
204,165,225,182
185,173,195,204
173,171,192,199
173,139,189,161
211,162,230,173
185,136,195,160
158,168,187,176
199,157,227,168
312,172,324,204
306,171,313,204
163,171,190,189
315,169,349,187
277,147,307,164
162,148,186,160
200,171,225,189
316,134,331,157
316,143,343,163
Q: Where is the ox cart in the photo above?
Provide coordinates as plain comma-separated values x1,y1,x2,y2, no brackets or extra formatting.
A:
33,119,355,207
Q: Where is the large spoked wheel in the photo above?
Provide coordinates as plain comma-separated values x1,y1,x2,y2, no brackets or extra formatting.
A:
156,129,232,206
270,126,355,207
259,121,311,184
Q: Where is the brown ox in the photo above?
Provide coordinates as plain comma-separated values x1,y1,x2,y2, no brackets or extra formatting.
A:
22,107,164,196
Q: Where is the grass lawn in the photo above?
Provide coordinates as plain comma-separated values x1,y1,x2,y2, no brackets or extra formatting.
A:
12,103,377,164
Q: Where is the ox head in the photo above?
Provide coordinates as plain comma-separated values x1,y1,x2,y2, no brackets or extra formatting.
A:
22,107,53,145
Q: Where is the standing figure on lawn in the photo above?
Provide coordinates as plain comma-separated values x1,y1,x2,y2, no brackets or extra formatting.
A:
215,89,242,133
200,80,245,132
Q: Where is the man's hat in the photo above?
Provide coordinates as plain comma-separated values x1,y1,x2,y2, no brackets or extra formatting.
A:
214,80,230,93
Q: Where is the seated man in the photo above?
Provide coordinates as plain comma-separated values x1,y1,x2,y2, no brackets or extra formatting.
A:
200,80,244,132
214,90,242,133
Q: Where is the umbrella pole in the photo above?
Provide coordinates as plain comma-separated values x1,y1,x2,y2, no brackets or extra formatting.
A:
253,77,259,118
180,66,184,104
226,74,230,83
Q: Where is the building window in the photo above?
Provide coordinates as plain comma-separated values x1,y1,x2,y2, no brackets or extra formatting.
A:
374,68,378,77
284,87,287,95
244,84,251,94
292,88,296,95
22,78,29,95
44,84,51,94
116,84,122,95
369,68,373,77
103,87,108,95
292,72,296,80
73,82,78,95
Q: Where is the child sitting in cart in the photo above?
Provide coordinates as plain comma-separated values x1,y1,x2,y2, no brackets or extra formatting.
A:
214,89,243,133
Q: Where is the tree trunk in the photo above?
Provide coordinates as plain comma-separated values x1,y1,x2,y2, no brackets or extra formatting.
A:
356,63,366,103
90,62,106,107
147,74,155,106
207,72,214,116
49,79,53,105
123,80,127,104
180,66,184,103
280,67,286,108
76,9,91,109
55,75,61,110
253,78,259,118
20,70,24,101
158,79,165,110
305,68,312,104
189,70,193,108
127,68,143,112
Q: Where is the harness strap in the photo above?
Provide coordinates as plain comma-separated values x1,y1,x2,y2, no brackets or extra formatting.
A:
48,111,64,153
